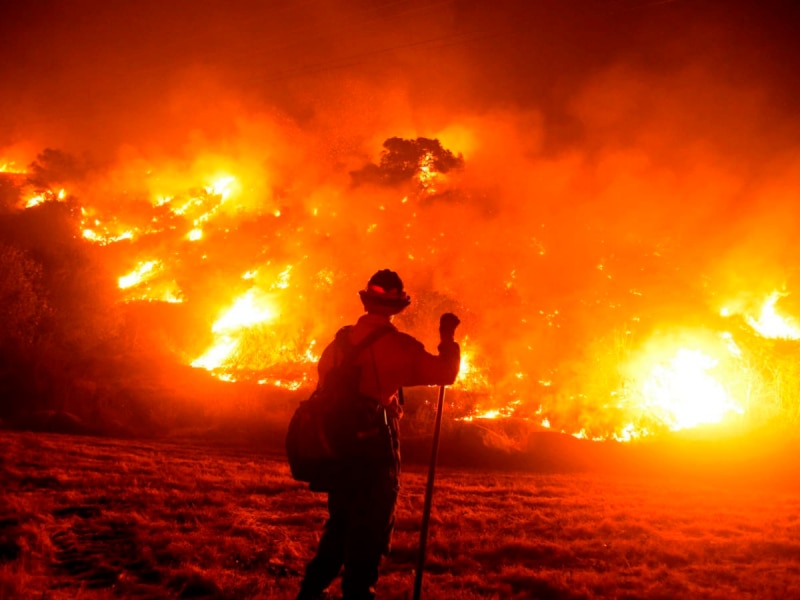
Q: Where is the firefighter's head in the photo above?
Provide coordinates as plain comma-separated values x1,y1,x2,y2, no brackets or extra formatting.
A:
359,269,411,316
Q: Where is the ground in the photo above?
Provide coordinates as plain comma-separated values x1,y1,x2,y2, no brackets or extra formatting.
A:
1,430,800,599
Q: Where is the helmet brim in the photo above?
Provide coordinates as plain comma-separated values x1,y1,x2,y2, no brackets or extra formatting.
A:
358,289,411,309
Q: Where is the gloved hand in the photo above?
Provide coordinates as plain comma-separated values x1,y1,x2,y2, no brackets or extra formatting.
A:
439,313,461,342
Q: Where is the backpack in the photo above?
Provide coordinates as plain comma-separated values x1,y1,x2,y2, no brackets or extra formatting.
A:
286,325,392,491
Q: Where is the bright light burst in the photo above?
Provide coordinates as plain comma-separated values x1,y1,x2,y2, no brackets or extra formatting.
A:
191,336,239,371
211,288,277,333
745,291,800,339
19,150,780,442
417,151,438,193
0,161,26,174
206,175,238,201
118,260,161,289
640,348,743,430
24,188,65,208
455,338,490,392
83,228,135,245
192,288,279,371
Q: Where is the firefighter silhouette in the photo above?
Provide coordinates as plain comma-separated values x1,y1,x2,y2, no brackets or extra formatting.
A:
297,269,461,600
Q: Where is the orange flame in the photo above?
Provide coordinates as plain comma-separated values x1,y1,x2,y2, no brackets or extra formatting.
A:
191,288,279,372
615,329,748,440
745,292,800,339
454,338,490,392
417,152,439,194
640,348,743,430
205,175,238,201
119,260,161,289
0,161,26,174
14,144,785,442
24,188,66,208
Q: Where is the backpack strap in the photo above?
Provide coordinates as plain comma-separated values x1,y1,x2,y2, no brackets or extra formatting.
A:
334,325,393,366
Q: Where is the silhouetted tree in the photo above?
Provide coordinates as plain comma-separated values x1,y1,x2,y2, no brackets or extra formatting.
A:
0,244,51,416
0,202,121,417
0,244,50,348
27,148,89,189
0,174,23,212
350,137,464,186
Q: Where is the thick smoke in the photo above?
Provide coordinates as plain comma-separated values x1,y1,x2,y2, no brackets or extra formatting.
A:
1,1,799,436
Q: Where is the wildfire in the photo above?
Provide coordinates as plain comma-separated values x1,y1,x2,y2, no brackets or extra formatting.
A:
191,288,279,371
116,259,184,303
24,188,65,208
455,339,490,392
0,161,26,174
417,152,438,194
460,406,520,422
83,228,136,245
211,288,277,332
639,348,743,431
11,140,796,445
744,291,800,339
205,175,238,201
119,260,162,289
192,338,239,372
150,174,239,223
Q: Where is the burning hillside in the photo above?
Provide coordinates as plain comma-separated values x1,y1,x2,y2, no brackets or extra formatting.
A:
1,1,799,444
2,124,800,444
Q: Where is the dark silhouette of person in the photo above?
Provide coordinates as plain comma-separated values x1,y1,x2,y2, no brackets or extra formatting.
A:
297,269,461,600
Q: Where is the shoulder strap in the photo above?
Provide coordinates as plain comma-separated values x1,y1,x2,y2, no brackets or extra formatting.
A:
335,325,393,366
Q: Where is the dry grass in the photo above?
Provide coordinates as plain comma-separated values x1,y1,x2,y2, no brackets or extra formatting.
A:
1,430,800,599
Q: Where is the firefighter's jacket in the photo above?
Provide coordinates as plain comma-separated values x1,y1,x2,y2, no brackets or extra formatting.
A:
317,313,461,410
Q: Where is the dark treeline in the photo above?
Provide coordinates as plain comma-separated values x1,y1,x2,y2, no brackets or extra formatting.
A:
0,151,186,434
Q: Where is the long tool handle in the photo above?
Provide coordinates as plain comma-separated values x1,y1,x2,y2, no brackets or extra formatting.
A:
413,384,446,600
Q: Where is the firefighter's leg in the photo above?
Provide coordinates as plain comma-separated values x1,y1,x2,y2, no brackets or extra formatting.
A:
340,470,399,600
298,489,348,598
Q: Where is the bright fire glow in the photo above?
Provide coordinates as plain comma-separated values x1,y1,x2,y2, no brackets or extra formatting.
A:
211,289,277,333
745,291,800,339
122,281,184,304
455,339,490,392
25,193,46,208
0,161,26,173
118,260,161,289
206,175,237,201
192,288,279,371
417,151,438,193
192,337,239,371
23,188,66,208
83,228,135,245
640,348,743,430
612,423,646,443
9,144,785,442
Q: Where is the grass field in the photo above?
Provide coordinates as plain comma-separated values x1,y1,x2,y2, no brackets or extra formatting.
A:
2,429,800,599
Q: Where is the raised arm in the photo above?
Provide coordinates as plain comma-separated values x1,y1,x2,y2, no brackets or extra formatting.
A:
406,313,461,386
